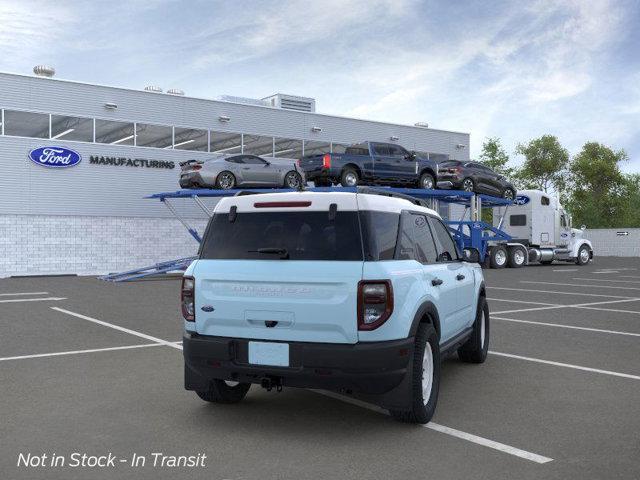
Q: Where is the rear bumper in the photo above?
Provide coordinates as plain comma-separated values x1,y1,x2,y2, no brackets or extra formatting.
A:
302,167,334,182
179,172,207,188
183,332,414,395
436,177,463,189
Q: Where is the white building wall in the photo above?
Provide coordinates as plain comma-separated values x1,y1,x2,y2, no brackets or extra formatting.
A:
583,229,640,257
0,215,207,277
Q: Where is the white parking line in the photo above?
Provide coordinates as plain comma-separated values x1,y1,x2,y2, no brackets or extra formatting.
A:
0,343,163,362
520,281,640,292
0,292,49,296
552,269,578,272
488,286,637,299
487,298,559,306
314,390,552,464
492,298,640,315
51,307,183,350
489,351,640,381
492,316,640,337
573,278,640,284
0,297,67,303
575,305,640,315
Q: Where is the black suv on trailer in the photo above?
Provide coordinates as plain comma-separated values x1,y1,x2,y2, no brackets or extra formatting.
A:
436,160,516,199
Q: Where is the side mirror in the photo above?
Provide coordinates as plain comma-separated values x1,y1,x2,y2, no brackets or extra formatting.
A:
581,225,586,230
264,161,271,166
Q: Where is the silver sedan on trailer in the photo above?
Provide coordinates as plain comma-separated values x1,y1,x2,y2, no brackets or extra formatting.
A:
179,154,305,190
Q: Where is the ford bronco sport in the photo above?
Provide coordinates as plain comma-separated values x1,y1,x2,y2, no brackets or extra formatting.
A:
182,188,489,423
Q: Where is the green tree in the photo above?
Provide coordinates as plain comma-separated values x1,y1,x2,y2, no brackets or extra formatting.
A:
566,142,628,228
479,137,515,177
619,174,640,227
515,135,569,193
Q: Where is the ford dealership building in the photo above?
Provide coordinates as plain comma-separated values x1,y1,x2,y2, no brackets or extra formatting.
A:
0,69,470,277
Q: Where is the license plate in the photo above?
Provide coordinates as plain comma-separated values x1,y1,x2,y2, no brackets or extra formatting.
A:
248,341,289,367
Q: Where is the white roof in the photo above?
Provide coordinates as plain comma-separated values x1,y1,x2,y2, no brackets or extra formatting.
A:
214,191,440,217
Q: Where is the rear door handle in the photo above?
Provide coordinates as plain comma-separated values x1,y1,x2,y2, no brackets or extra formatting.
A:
242,167,250,170
456,274,465,281
431,278,443,286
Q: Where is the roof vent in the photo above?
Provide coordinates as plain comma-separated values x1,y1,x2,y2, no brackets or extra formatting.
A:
262,93,316,113
33,65,55,78
414,122,429,128
167,88,185,96
144,85,163,93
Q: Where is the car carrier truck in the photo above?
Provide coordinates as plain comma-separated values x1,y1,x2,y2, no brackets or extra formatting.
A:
488,189,593,268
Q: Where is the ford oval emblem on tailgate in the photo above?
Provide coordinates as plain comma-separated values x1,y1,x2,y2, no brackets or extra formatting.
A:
201,305,215,312
28,146,82,168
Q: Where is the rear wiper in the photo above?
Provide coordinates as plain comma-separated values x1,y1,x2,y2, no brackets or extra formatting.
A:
248,248,290,259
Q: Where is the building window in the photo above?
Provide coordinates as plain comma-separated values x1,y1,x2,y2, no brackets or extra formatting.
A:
172,127,208,151
331,143,350,154
3,110,50,139
50,114,94,142
95,119,135,145
135,123,173,148
243,134,274,156
210,131,242,154
273,137,303,158
303,140,331,157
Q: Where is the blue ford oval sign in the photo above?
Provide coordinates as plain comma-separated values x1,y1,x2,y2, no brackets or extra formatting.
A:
28,146,82,168
514,195,530,206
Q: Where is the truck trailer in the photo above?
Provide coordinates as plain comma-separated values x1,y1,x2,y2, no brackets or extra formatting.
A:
488,189,593,268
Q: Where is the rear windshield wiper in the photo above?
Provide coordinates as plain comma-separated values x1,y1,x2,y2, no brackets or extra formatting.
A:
248,248,290,259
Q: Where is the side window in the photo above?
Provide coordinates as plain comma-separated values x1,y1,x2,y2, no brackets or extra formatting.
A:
560,215,567,228
243,155,267,165
360,211,400,261
387,145,405,157
510,214,527,226
373,144,390,156
395,212,438,264
226,156,244,164
541,196,550,206
429,217,459,262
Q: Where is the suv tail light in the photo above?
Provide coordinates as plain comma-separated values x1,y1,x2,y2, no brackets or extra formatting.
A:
192,164,202,171
322,153,331,169
357,280,393,330
181,276,195,321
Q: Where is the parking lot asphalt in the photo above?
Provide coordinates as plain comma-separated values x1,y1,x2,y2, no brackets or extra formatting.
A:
1,257,640,480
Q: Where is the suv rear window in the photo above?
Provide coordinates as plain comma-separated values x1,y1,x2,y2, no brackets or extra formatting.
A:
200,211,363,261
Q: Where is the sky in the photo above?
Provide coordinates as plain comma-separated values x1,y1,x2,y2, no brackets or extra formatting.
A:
1,0,639,171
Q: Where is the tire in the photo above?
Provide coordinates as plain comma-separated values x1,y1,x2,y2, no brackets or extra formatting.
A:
215,171,236,190
507,246,526,268
576,245,591,265
389,323,440,424
419,172,435,190
502,188,516,200
458,297,489,363
461,178,475,192
340,168,359,187
489,245,507,269
196,379,251,404
284,171,303,189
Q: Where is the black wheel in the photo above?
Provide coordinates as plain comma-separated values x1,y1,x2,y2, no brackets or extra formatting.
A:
340,168,359,187
215,171,236,190
419,172,435,190
489,245,507,269
284,171,303,189
507,246,526,268
196,379,251,404
576,245,591,265
461,178,475,192
389,323,440,424
502,188,515,200
458,296,489,363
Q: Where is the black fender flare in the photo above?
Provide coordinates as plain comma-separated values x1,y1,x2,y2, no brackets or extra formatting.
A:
408,301,442,340
419,167,436,180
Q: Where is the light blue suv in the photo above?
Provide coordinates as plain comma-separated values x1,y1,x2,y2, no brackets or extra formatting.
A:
182,188,489,423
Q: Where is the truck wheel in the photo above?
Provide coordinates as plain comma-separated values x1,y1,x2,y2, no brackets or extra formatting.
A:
284,171,303,189
419,172,435,190
458,296,489,363
340,168,359,187
507,246,526,268
576,245,591,265
389,323,440,424
502,188,516,200
489,245,507,269
196,379,251,404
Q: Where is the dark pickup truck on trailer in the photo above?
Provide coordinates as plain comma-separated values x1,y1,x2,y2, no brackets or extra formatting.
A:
298,142,439,189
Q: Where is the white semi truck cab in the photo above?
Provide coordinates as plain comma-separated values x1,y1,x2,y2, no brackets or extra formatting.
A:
490,189,593,267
